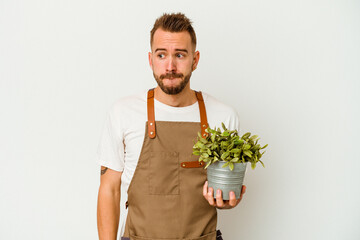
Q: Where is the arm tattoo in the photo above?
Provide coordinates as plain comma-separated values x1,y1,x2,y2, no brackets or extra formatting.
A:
101,167,108,175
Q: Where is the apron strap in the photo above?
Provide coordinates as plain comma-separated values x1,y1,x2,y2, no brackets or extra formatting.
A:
195,91,209,138
147,88,156,139
147,88,209,139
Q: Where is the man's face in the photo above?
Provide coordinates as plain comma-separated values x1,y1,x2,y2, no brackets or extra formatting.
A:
149,28,199,95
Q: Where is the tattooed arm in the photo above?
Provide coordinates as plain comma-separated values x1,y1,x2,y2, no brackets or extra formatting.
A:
97,166,122,240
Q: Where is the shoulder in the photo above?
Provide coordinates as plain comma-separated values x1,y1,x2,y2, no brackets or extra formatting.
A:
104,90,147,130
202,91,238,117
201,91,240,131
109,90,147,115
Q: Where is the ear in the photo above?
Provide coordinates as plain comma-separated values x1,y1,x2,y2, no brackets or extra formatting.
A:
192,50,200,71
148,52,153,69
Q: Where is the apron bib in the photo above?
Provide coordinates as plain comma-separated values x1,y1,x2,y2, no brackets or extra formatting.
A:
122,89,222,240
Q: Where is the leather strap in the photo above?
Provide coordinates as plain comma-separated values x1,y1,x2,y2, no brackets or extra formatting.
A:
146,89,209,140
195,91,209,138
147,88,156,139
181,161,205,168
190,91,209,168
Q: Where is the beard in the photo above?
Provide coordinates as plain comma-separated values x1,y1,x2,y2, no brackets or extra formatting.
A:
153,71,192,95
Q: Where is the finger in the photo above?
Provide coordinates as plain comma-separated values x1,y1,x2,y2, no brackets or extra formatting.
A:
228,191,238,207
203,181,208,198
207,187,215,206
242,185,247,194
215,189,224,207
240,185,246,201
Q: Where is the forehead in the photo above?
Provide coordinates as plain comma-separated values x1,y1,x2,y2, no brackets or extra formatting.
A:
152,28,193,51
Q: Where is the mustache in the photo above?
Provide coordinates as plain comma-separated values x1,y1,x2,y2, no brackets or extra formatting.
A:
160,73,184,80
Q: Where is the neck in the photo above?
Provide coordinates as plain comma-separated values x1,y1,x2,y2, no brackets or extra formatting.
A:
154,85,197,107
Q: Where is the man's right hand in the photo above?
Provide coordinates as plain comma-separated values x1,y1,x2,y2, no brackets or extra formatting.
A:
97,166,122,240
203,181,246,210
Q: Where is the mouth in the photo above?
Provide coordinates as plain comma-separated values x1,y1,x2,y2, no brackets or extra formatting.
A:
163,77,180,82
161,73,183,80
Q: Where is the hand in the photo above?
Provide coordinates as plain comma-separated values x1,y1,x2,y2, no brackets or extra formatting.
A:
203,181,246,209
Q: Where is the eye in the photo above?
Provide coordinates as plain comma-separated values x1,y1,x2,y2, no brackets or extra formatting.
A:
157,53,165,58
176,53,184,58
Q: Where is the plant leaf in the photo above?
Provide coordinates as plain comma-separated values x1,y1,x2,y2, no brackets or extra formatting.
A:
250,135,258,141
243,144,251,150
222,162,230,168
221,151,230,160
231,149,240,153
242,132,251,139
251,161,256,169
261,144,268,149
229,162,234,171
193,151,200,155
201,153,209,158
244,150,252,157
195,142,205,149
222,131,230,137
259,160,265,168
260,150,267,157
204,161,212,169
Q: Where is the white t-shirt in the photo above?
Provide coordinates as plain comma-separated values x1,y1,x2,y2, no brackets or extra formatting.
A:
96,89,241,237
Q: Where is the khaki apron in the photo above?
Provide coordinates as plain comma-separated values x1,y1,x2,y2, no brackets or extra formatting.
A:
121,88,222,240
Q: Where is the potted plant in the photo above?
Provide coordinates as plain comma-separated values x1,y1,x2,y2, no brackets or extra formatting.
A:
192,123,268,200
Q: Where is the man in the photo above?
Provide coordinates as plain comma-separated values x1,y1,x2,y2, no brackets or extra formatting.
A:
97,13,246,240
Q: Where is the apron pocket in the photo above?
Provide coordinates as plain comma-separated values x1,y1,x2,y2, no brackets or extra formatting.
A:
148,151,179,195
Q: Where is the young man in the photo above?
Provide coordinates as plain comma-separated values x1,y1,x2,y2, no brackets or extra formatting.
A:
97,13,246,240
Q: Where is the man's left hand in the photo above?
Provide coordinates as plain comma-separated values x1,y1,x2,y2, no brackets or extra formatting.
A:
203,181,246,209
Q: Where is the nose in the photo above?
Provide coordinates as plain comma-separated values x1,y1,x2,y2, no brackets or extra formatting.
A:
166,56,177,72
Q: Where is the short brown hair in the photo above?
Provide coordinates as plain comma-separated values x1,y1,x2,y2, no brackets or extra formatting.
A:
150,12,197,50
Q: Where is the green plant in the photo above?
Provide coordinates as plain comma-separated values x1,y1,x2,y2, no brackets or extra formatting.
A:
192,122,268,170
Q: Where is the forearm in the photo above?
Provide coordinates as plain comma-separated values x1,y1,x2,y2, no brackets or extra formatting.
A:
97,187,120,240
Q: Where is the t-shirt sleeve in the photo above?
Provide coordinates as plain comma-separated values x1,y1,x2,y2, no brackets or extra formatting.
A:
96,104,125,172
227,107,241,133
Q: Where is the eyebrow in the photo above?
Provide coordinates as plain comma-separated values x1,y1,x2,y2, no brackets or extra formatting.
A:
154,48,188,53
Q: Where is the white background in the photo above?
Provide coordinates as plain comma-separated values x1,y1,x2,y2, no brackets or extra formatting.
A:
1,0,359,239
